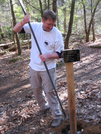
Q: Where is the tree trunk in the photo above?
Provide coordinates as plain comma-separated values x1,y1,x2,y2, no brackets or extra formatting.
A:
86,32,89,42
10,0,21,55
88,0,100,35
39,0,43,17
64,7,66,34
53,0,57,13
0,24,5,40
82,0,100,42
15,33,21,53
91,0,95,42
92,21,95,41
56,7,60,29
65,0,75,49
48,0,50,10
44,0,47,10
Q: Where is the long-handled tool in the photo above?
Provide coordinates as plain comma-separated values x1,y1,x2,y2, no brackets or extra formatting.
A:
18,0,66,118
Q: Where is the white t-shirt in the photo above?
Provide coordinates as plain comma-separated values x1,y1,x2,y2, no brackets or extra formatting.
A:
23,22,64,71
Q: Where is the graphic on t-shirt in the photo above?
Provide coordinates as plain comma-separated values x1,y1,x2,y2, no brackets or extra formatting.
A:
44,40,50,46
44,41,48,45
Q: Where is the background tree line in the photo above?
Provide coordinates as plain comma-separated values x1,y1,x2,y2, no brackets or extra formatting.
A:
0,0,101,55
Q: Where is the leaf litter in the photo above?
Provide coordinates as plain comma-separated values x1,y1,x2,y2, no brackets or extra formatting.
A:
0,42,101,133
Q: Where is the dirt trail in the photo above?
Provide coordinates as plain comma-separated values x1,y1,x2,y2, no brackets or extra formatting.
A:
0,43,101,134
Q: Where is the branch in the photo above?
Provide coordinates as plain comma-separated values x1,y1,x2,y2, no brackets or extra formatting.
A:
88,0,101,33
24,0,41,12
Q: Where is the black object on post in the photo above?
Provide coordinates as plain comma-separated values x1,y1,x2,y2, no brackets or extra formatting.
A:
63,49,80,63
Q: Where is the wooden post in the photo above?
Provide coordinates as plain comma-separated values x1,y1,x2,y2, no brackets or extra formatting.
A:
63,49,80,134
66,62,77,134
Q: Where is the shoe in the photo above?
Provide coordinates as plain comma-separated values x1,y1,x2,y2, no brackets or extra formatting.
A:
51,118,62,127
36,107,50,116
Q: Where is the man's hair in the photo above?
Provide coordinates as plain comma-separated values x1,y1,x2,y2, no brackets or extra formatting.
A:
42,10,56,21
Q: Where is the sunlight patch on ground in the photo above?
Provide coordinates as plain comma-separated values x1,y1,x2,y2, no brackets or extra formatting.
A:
8,84,30,95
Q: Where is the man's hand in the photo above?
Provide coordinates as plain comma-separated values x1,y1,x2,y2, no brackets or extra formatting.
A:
22,14,30,25
39,54,48,62
13,14,30,33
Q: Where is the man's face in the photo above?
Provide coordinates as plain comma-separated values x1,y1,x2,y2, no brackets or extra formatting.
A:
42,18,56,32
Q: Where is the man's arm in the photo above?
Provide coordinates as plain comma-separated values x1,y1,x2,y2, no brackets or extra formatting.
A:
39,51,63,62
13,14,30,33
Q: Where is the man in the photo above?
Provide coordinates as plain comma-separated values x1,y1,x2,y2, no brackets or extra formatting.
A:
13,10,64,127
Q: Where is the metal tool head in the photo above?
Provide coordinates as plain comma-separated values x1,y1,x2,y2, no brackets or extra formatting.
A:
63,49,80,63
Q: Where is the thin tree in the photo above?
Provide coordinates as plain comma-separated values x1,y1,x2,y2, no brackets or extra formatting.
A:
61,0,67,34
91,0,95,41
39,0,43,17
81,0,101,42
48,0,50,10
65,0,75,49
10,0,21,55
53,0,57,13
0,23,5,40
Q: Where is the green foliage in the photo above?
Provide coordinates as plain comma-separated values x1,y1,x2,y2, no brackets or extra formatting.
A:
14,3,24,22
9,58,18,63
9,56,30,63
4,26,12,39
0,0,6,5
18,33,31,40
9,57,23,63
0,0,101,44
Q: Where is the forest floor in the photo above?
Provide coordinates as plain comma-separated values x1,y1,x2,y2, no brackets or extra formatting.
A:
0,41,101,134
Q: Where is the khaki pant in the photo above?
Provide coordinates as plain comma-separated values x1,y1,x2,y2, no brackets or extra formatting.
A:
29,67,62,119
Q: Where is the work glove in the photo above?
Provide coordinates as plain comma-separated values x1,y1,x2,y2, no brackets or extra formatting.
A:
39,54,48,62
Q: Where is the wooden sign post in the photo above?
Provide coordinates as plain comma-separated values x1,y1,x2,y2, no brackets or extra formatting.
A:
63,49,80,134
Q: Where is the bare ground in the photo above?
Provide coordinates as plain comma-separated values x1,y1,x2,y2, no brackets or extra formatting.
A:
0,42,101,134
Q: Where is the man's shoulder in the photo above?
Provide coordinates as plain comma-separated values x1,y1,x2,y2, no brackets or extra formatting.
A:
52,27,61,35
31,22,42,26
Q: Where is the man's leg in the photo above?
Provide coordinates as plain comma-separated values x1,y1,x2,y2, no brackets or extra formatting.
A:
40,68,62,127
29,67,49,110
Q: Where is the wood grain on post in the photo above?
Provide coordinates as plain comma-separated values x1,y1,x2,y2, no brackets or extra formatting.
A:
66,62,77,134
63,49,80,134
